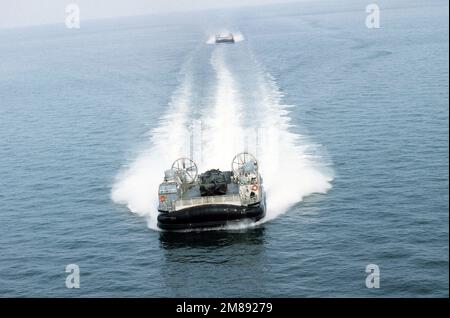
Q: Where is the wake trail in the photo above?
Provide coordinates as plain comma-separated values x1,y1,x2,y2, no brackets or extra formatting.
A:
111,62,194,230
200,49,244,169
250,70,333,221
204,48,333,224
112,42,333,231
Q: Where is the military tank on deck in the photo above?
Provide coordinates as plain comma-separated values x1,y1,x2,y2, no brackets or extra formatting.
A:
157,152,266,230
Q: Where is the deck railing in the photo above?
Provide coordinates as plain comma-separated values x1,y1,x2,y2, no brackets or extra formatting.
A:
174,194,242,210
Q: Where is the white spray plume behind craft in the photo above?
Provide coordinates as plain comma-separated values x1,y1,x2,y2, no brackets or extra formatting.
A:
112,44,332,231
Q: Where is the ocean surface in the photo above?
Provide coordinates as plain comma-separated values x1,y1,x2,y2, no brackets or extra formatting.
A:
0,0,448,297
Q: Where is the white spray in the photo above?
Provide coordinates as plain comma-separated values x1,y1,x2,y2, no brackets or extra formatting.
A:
111,65,193,230
112,43,333,231
201,49,245,169
252,72,333,221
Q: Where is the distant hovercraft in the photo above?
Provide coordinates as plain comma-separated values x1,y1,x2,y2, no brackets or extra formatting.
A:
215,33,235,43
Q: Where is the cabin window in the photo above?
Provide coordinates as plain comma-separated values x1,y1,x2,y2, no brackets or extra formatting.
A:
159,183,177,194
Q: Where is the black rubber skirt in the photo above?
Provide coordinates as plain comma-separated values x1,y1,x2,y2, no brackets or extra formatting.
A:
157,201,266,231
